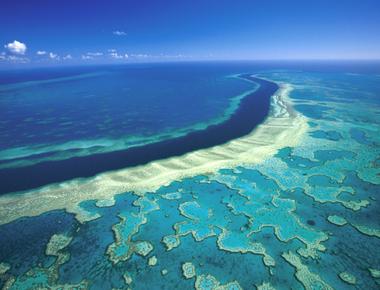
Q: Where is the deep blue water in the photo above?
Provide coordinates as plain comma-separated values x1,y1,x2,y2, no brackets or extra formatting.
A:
0,62,283,194
0,63,256,154
0,61,379,290
0,74,276,194
2,61,379,195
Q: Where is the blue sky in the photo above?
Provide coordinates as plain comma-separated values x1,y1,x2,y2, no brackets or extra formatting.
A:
1,0,380,67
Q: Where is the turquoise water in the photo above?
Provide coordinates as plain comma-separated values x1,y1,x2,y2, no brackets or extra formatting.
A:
0,63,379,289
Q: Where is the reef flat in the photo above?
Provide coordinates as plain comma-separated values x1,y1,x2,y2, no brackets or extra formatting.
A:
0,65,260,170
0,77,307,225
0,64,379,289
0,75,275,194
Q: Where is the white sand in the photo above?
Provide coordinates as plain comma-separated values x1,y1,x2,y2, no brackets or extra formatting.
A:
0,79,309,225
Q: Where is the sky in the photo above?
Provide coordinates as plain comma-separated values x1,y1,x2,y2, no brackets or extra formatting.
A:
1,0,380,67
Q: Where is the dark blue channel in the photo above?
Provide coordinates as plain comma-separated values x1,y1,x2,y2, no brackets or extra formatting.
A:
0,75,278,194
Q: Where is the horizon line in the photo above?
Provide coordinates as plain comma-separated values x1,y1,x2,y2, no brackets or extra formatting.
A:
1,58,380,71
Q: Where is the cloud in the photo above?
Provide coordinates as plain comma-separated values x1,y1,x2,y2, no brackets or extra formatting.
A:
130,53,149,58
113,30,127,36
4,40,27,55
86,52,103,56
8,55,28,62
81,55,93,60
1,55,30,63
81,52,103,60
49,52,58,59
36,50,47,55
108,49,116,53
0,51,29,63
109,52,123,59
109,52,127,59
63,54,72,60
159,53,187,59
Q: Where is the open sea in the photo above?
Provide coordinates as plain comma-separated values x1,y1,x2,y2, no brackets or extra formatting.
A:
0,61,379,289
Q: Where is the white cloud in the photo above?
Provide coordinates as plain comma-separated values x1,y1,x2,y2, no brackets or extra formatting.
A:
49,52,58,59
160,53,187,59
131,53,149,58
81,55,93,60
109,52,124,59
4,40,27,55
37,50,47,55
0,51,29,63
87,52,103,56
63,54,72,60
108,49,116,53
113,30,127,36
6,55,30,63
124,53,129,58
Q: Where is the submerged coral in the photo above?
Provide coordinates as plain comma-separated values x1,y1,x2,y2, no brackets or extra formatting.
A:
0,70,379,289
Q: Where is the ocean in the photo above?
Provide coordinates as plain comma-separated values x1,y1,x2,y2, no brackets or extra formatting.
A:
0,61,379,289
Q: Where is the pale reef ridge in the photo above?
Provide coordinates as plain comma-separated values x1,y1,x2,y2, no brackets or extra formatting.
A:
0,78,308,225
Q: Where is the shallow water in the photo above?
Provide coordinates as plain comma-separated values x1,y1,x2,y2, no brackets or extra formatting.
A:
0,74,276,194
0,64,256,169
0,62,379,289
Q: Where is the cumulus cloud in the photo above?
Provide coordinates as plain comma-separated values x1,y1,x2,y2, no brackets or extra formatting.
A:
49,52,58,59
63,54,72,60
37,50,47,55
108,49,116,53
113,30,127,36
4,40,27,55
